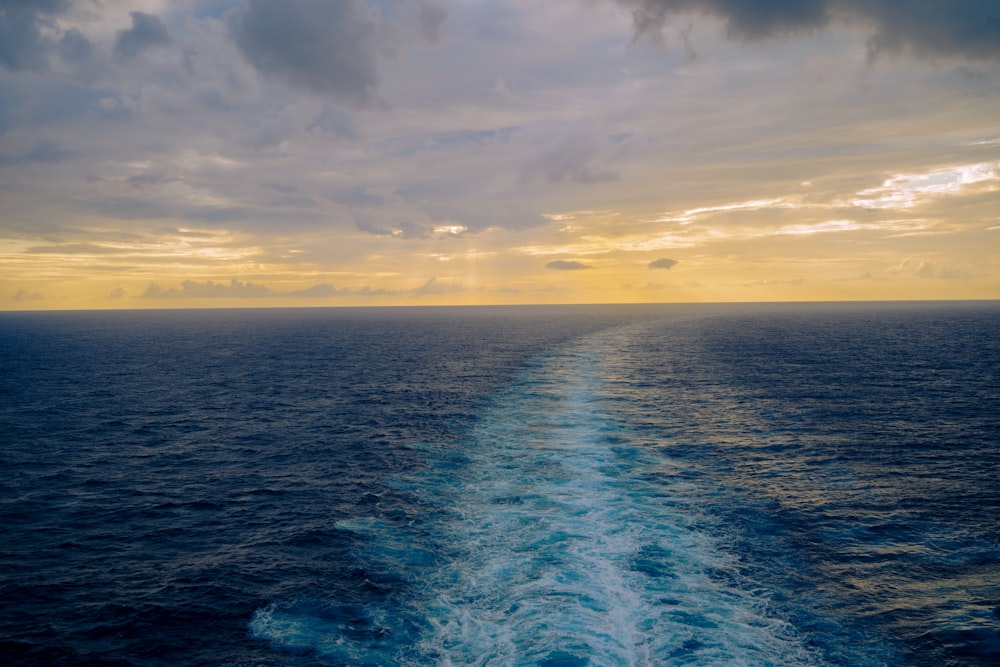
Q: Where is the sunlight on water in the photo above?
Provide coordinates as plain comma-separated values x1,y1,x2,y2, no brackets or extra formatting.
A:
251,324,826,665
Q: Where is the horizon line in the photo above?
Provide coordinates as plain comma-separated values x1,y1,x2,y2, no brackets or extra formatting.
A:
2,297,998,315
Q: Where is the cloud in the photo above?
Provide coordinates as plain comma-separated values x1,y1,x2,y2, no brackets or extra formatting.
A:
14,288,44,302
268,195,319,209
287,283,340,297
849,162,999,210
57,28,93,63
916,259,935,279
228,0,381,105
92,197,172,220
335,187,388,208
140,279,355,299
616,0,1000,60
114,12,172,61
0,0,67,72
546,260,591,270
410,277,464,296
419,3,449,43
886,257,968,280
0,141,77,165
625,0,826,41
142,279,272,299
354,213,429,239
26,242,126,255
525,136,619,185
649,257,679,269
855,1,1000,61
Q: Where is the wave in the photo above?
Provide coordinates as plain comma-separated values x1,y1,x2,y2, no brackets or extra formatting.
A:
250,323,848,665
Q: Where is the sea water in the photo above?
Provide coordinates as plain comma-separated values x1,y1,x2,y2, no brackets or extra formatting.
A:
1,303,997,666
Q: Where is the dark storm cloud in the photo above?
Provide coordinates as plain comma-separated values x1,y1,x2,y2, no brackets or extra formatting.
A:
114,11,172,61
228,0,381,105
0,0,68,71
546,260,591,270
617,0,1000,60
623,0,826,40
854,1,1000,60
649,257,679,269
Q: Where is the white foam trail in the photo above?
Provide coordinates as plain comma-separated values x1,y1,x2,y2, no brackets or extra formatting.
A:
253,324,827,665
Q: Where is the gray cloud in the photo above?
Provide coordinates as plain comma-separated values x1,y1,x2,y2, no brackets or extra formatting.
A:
268,195,318,209
617,0,1000,60
18,83,129,127
127,172,176,193
307,104,357,137
114,11,172,61
264,182,299,194
854,1,1000,60
354,213,429,239
649,257,679,269
333,186,388,208
525,136,619,185
0,140,77,165
58,28,93,63
419,3,449,43
624,0,826,40
228,0,381,105
546,260,591,270
182,205,322,226
0,0,67,71
92,197,172,220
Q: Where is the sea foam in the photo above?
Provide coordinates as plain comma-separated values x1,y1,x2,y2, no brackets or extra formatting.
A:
252,324,824,665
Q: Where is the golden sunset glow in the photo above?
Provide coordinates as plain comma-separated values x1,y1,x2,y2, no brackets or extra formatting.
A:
1,1,998,309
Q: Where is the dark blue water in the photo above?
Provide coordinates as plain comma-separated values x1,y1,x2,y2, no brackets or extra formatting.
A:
1,303,998,666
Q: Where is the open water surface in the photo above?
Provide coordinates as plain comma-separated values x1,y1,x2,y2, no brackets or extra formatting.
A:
1,302,998,665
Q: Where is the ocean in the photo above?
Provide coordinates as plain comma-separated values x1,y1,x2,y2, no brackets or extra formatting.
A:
1,302,997,666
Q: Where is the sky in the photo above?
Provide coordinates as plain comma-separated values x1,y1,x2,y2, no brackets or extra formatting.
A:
1,0,999,309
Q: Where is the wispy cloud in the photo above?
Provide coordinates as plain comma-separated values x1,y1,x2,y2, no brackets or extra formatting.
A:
849,162,999,210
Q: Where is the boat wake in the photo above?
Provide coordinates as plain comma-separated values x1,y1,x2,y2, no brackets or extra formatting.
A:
251,325,829,665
